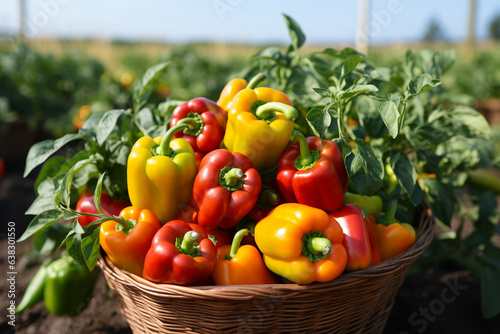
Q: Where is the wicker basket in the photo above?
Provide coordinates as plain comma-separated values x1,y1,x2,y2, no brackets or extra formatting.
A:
98,205,435,334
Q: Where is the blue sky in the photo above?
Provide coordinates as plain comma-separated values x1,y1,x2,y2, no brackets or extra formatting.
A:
0,0,499,45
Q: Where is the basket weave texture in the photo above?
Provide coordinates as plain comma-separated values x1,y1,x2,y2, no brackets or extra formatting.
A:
98,205,435,334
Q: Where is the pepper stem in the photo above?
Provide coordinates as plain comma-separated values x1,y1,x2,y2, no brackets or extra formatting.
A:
290,130,320,170
180,231,200,255
246,73,266,89
157,123,191,156
219,166,244,192
302,231,332,262
384,198,398,226
255,102,298,122
258,189,279,206
227,228,249,260
176,112,204,137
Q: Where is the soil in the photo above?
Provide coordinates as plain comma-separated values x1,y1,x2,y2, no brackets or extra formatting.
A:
1,153,500,334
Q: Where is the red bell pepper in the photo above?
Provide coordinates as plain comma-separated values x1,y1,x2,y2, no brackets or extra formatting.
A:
277,130,348,212
175,205,234,249
170,98,226,166
191,149,262,229
76,189,129,227
142,220,217,285
329,204,372,271
364,215,382,265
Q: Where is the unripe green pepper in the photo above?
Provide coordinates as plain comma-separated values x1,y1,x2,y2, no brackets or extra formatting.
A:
44,256,99,316
343,192,383,215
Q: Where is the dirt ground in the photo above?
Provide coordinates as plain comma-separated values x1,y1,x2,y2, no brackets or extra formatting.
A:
1,160,500,334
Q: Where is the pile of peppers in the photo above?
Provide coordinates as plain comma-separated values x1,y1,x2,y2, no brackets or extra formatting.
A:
113,73,417,286
18,74,419,318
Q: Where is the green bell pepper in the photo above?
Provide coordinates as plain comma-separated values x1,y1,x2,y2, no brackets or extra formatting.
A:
44,256,99,316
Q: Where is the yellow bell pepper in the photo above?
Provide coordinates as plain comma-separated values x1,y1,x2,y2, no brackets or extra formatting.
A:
223,87,298,171
127,124,197,223
255,203,348,284
217,73,266,112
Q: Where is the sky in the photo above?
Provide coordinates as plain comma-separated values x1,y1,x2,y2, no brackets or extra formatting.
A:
0,0,499,45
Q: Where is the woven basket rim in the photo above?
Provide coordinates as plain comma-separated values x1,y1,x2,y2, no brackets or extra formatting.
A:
98,204,435,299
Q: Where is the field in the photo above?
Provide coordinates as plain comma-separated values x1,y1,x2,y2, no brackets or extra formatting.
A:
1,36,500,333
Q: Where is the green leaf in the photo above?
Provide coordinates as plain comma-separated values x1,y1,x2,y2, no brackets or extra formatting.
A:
24,134,88,177
81,226,101,271
341,55,362,78
79,112,104,138
305,107,332,138
93,173,106,216
96,109,128,145
312,88,331,98
133,62,169,111
283,14,306,51
33,223,71,256
407,74,441,98
378,100,400,138
59,159,95,207
422,178,455,225
67,232,85,266
338,84,378,101
25,177,60,215
345,139,384,195
34,156,66,192
449,105,491,139
390,152,417,197
18,210,63,242
481,267,500,319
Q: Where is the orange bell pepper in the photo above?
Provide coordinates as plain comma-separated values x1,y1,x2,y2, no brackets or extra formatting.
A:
212,229,277,285
99,206,161,276
373,222,416,261
255,203,347,284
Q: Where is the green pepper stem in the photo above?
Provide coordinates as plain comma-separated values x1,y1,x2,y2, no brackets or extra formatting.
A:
246,73,266,89
306,237,332,256
302,231,332,262
181,231,200,255
258,189,279,206
291,130,313,167
220,167,244,190
384,198,398,226
255,102,298,122
176,112,204,137
228,229,249,259
157,123,191,156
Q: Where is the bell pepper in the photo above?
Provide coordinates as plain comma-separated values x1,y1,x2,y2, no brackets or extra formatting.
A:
175,205,234,249
254,203,347,284
43,255,99,316
127,123,197,223
212,229,277,285
100,206,162,276
277,130,348,212
247,181,283,222
75,189,129,227
15,259,51,314
170,97,226,166
143,220,217,285
343,192,383,215
233,217,257,247
371,196,416,261
329,204,372,271
191,149,262,229
223,87,299,171
363,215,382,265
217,73,266,111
